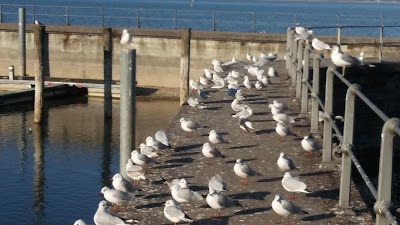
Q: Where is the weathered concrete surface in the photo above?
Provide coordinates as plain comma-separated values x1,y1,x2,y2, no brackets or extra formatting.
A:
0,23,398,89
115,60,374,225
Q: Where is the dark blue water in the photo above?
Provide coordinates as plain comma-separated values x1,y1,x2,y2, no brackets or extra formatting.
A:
2,0,400,37
0,99,179,225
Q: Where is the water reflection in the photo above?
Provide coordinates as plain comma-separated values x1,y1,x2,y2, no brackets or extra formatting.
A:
17,112,28,173
101,118,113,186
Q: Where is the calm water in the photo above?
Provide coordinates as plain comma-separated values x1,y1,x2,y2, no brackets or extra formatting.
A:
0,99,180,225
2,0,400,36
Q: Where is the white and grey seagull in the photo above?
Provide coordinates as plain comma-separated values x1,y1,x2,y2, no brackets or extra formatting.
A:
277,152,298,172
331,45,374,76
164,200,193,225
271,194,308,225
281,172,310,199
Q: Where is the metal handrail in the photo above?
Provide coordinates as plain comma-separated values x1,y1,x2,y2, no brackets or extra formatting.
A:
286,28,399,225
2,3,400,34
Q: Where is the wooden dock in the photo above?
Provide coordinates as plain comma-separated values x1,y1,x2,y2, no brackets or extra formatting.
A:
117,60,374,225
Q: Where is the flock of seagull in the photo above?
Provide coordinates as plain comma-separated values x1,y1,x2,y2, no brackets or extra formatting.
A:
70,24,370,225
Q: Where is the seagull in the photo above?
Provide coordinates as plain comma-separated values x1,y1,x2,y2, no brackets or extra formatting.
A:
131,150,157,166
331,45,374,76
188,96,207,109
272,113,295,125
235,89,247,101
277,152,298,172
295,27,313,41
164,200,193,225
273,100,289,112
202,142,225,159
199,75,212,87
295,23,306,34
301,134,321,156
146,136,169,150
206,188,237,217
73,219,87,225
231,99,246,112
246,53,253,61
232,105,253,119
234,159,261,186
269,104,283,115
111,173,139,194
155,130,170,147
139,143,160,158
209,130,228,144
34,20,43,25
211,78,225,89
261,75,271,86
275,122,296,141
162,177,180,190
271,194,308,225
255,81,264,90
238,117,255,133
100,186,135,212
94,200,138,225
208,175,228,192
189,79,203,91
180,117,202,138
311,38,331,51
248,66,264,77
268,67,279,77
126,159,147,185
282,172,310,200
120,29,132,45
243,75,253,89
171,178,204,209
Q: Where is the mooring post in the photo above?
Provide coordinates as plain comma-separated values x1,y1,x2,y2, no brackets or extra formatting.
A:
103,27,112,119
34,25,45,124
120,49,136,178
180,28,191,106
19,8,26,77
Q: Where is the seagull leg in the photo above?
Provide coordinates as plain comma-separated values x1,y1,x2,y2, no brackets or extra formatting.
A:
342,67,346,76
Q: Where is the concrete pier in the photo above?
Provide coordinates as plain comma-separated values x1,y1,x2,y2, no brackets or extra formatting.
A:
116,60,374,225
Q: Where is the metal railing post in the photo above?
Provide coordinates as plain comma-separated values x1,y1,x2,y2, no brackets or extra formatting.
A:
301,41,310,113
174,9,177,30
374,118,400,225
212,11,216,31
66,5,69,25
137,9,140,28
286,27,292,70
321,65,336,164
296,40,304,98
291,36,298,86
311,53,322,133
337,25,341,45
252,12,255,33
0,4,3,22
100,7,104,27
379,25,384,62
338,84,360,211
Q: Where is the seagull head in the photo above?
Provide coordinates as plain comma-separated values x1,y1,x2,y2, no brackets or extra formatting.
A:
209,130,216,135
112,173,122,180
73,219,87,225
179,178,188,188
100,186,110,194
131,150,139,155
146,136,154,142
274,194,282,202
283,172,292,178
179,117,186,123
236,159,243,165
122,29,128,34
331,45,341,53
208,188,217,195
203,142,210,148
98,200,110,210
165,199,175,206
295,22,300,27
279,152,285,158
139,143,147,148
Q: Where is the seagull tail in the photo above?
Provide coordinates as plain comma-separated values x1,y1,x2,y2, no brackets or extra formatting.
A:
182,214,193,223
299,189,311,194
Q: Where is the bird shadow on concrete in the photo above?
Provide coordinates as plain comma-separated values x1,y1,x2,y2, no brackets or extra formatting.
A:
190,215,231,225
201,131,229,136
143,193,171,199
205,99,233,104
190,185,209,192
301,213,336,221
225,158,257,163
299,171,335,177
253,112,269,115
255,129,274,135
206,107,222,111
135,202,165,209
164,157,195,164
153,164,183,169
174,143,204,152
245,97,268,101
293,124,311,128
256,176,282,183
170,151,201,157
229,191,270,200
228,145,258,150
234,206,272,215
268,95,289,99
306,188,339,200
248,101,269,105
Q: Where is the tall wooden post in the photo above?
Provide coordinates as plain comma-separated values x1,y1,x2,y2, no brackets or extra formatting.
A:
19,8,26,77
180,28,191,105
34,25,45,124
103,27,112,119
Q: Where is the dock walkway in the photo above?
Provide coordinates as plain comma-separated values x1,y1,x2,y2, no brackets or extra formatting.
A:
121,60,373,225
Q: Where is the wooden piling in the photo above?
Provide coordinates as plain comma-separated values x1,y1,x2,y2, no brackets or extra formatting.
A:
103,27,113,119
179,28,191,106
34,25,45,124
119,49,136,178
19,8,26,77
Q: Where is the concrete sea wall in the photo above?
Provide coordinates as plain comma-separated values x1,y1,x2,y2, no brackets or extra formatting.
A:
0,23,399,89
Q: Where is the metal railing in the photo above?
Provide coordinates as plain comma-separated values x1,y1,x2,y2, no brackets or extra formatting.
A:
286,27,399,225
2,3,400,36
